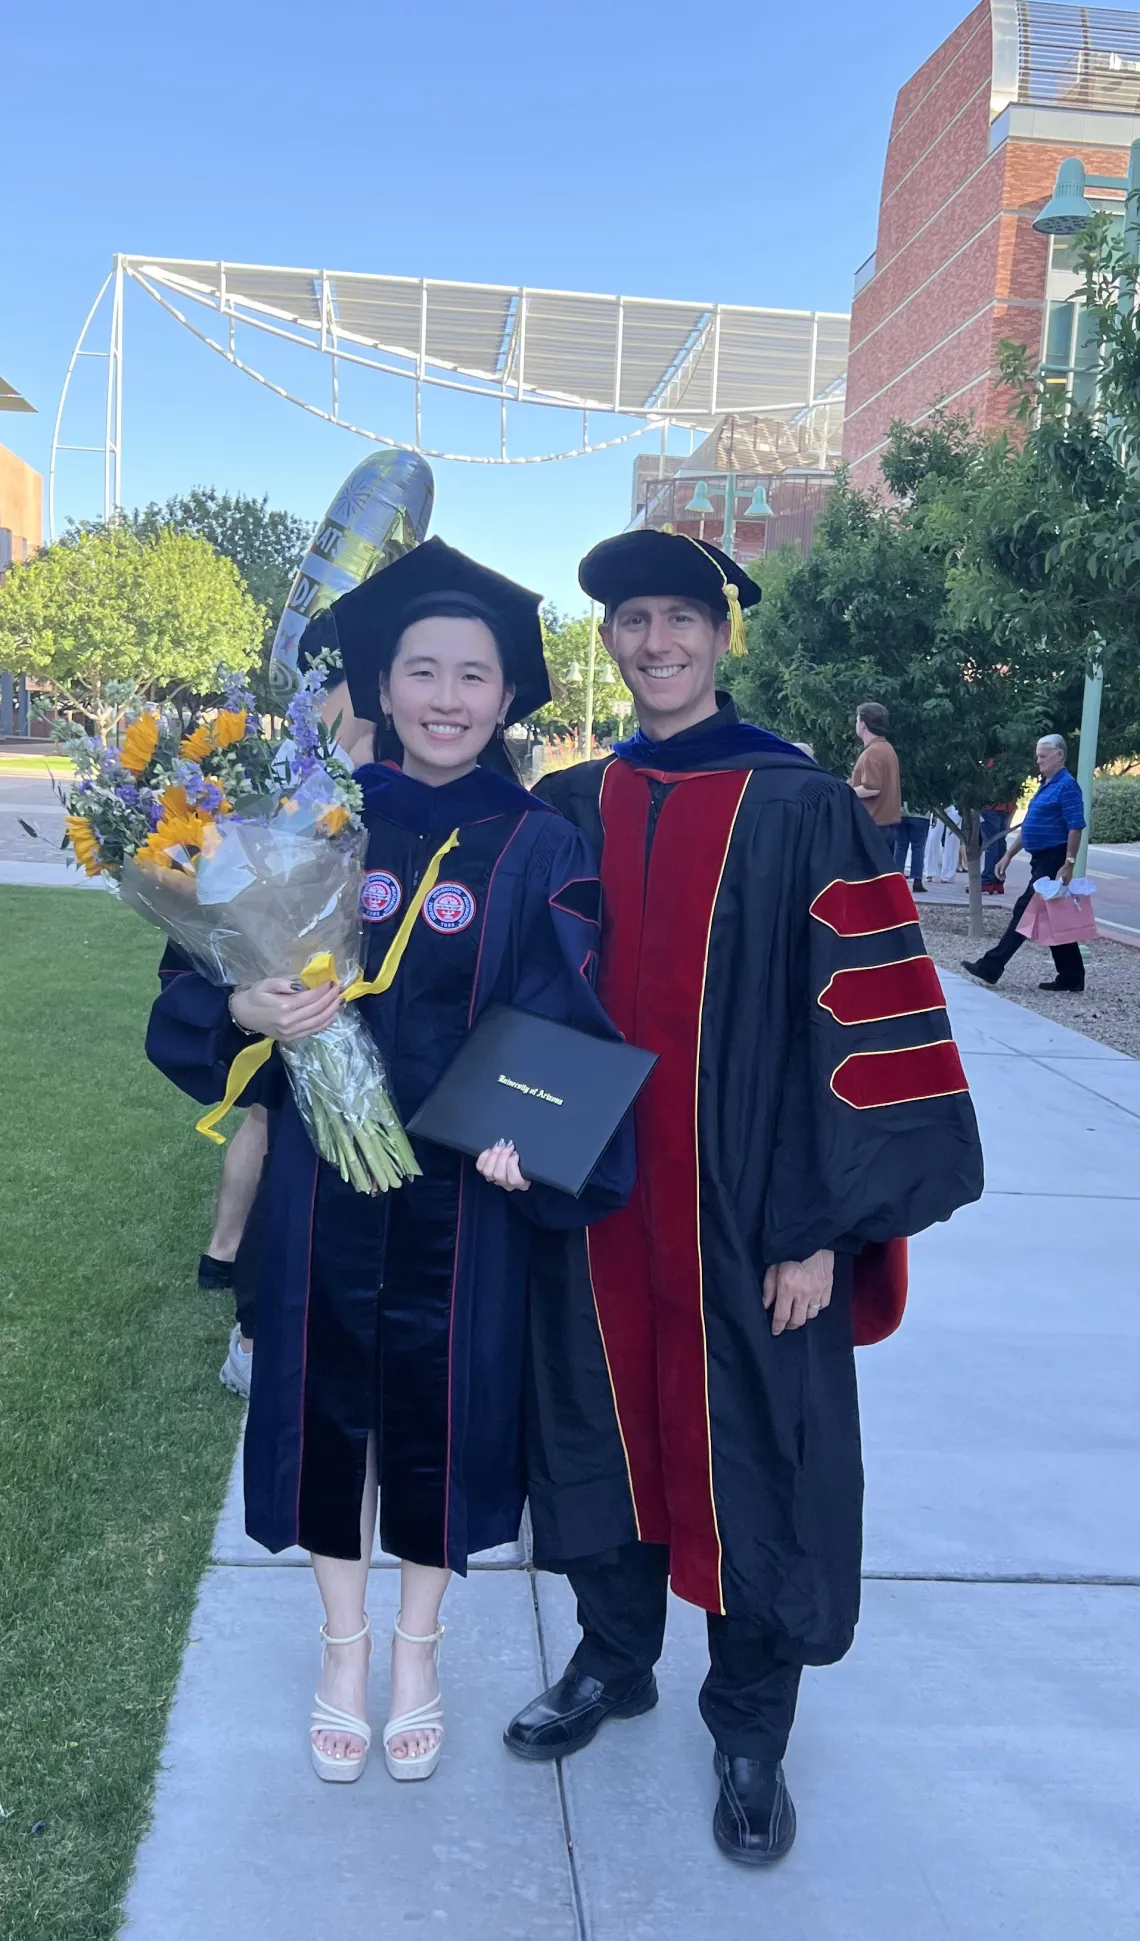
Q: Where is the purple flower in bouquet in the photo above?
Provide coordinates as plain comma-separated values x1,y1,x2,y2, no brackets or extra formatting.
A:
284,678,325,779
286,684,320,755
221,670,257,719
174,757,205,791
116,782,140,808
172,759,228,815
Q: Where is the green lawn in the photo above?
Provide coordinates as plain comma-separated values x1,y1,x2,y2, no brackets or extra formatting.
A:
0,888,240,1941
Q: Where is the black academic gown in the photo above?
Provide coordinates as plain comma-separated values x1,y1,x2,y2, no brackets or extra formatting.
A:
146,764,633,1569
526,701,983,1662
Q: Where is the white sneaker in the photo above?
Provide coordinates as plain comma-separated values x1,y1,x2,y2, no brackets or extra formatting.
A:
220,1326,252,1400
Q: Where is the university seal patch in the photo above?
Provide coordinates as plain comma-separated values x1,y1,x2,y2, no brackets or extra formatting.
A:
422,882,476,933
360,870,403,922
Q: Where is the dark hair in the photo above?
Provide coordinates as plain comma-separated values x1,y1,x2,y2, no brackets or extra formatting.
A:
857,701,890,736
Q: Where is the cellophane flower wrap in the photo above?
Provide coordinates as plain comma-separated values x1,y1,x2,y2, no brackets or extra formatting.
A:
55,664,419,1194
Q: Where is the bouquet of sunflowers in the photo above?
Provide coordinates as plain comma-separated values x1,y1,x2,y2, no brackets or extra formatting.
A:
58,664,422,1194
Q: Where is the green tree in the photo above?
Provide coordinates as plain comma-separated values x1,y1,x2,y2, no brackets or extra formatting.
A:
534,608,631,744
729,416,1078,935
129,488,313,633
951,215,1140,768
71,488,314,723
0,524,263,735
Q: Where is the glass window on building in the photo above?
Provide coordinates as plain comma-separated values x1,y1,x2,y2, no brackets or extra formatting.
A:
1040,299,1103,409
1041,213,1124,412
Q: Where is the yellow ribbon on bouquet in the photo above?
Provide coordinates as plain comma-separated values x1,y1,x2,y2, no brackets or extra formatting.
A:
195,829,460,1145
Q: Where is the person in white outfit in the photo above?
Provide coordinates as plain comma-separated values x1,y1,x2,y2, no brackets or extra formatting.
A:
924,810,960,884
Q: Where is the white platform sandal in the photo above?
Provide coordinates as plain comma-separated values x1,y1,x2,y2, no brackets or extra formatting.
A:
383,1615,445,1782
309,1616,373,1783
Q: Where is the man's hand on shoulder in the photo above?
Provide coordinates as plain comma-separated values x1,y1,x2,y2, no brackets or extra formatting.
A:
762,1250,834,1335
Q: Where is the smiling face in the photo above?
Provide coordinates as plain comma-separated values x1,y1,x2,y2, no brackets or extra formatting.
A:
601,594,728,738
382,615,514,785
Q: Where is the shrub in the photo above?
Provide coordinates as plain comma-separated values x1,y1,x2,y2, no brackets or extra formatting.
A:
1091,776,1140,843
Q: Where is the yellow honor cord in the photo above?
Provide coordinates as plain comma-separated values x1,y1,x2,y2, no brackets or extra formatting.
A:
194,828,461,1147
195,1038,275,1144
677,534,749,656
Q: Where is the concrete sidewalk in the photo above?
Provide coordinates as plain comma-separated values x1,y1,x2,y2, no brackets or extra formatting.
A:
121,974,1140,1941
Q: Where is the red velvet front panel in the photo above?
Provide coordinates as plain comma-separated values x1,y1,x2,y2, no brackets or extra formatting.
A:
590,760,750,1612
587,763,669,1541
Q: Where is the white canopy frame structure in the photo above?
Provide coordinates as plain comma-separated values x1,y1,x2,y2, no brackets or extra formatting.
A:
49,254,848,539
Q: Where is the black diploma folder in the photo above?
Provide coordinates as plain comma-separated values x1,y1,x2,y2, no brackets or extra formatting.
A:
406,1005,657,1196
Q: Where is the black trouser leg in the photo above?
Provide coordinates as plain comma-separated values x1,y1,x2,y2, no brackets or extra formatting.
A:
566,1541,670,1684
976,844,1069,981
700,1615,803,1763
1048,939,1085,987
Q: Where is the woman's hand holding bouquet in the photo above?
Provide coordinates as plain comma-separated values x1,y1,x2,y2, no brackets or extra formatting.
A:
229,978,344,1044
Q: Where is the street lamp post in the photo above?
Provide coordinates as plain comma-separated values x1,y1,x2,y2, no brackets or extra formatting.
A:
1033,139,1140,870
577,601,619,758
583,601,598,760
683,475,773,556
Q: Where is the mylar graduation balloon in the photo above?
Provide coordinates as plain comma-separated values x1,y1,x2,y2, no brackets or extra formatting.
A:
268,449,435,694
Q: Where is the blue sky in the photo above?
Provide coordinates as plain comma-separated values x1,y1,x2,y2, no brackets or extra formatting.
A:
1,0,1055,609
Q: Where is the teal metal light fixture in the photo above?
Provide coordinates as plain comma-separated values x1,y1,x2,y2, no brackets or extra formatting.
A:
1034,158,1094,236
685,479,716,516
742,481,774,519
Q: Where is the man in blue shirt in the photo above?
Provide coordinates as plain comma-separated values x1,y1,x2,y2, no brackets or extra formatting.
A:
962,733,1086,992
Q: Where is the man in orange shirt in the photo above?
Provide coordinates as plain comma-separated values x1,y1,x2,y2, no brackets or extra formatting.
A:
850,702,902,850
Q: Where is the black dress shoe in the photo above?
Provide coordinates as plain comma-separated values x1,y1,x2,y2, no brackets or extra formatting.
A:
1039,977,1084,992
912,880,927,892
961,958,999,985
713,1755,796,1867
503,1663,658,1762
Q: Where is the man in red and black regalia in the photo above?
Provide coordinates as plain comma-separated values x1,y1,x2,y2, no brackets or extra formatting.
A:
505,529,984,1867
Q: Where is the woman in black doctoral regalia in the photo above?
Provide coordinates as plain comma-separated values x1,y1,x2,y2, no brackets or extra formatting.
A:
146,539,632,1788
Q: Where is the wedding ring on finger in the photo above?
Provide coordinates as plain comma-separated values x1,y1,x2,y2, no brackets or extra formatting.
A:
807,1304,821,1316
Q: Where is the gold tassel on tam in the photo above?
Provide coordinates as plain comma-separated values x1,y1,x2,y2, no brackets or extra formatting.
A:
723,582,747,657
679,534,749,656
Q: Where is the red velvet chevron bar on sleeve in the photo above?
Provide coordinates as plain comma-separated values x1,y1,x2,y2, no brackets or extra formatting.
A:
817,955,946,1026
830,1040,969,1110
809,872,917,936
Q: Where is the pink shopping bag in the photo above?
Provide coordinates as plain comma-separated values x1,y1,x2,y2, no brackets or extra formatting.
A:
1016,891,1097,946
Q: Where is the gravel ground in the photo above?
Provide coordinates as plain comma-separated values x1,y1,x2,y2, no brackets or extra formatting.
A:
919,902,1140,1058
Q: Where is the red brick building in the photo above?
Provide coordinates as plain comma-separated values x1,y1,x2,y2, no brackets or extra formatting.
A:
844,0,1140,489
